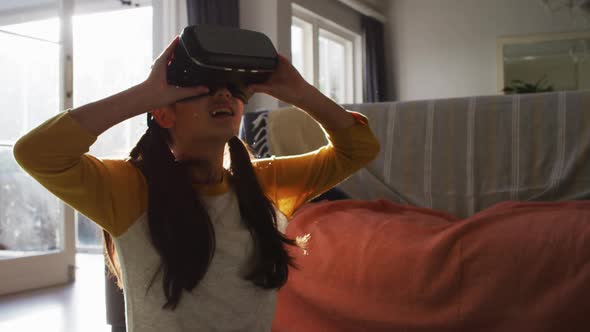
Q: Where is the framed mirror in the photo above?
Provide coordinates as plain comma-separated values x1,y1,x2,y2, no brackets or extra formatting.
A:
497,31,590,94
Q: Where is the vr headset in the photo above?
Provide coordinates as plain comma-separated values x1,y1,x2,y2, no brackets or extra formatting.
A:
166,24,278,104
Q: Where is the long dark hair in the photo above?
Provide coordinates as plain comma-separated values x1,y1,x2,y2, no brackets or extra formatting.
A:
103,117,299,310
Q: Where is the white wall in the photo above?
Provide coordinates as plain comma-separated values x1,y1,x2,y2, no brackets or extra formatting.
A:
385,0,590,101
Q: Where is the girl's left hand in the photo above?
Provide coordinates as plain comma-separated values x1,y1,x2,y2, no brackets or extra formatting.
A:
247,54,313,106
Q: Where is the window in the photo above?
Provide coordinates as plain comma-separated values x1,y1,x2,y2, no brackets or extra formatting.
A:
0,0,164,295
291,4,362,104
0,2,152,255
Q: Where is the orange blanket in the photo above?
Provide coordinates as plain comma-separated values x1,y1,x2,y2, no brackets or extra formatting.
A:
272,200,590,331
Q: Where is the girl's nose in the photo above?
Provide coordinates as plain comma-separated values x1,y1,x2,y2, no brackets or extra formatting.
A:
213,87,231,100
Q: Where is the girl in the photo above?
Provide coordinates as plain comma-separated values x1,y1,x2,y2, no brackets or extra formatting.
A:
14,36,379,331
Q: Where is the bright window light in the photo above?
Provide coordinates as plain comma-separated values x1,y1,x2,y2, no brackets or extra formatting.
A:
291,4,360,103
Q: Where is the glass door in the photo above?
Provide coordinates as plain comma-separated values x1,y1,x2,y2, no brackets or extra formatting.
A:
0,0,153,296
0,0,76,295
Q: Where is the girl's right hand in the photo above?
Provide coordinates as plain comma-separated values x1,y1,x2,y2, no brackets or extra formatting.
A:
141,36,209,109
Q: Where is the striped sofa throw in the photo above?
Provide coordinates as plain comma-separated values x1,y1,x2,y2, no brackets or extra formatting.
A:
339,90,590,218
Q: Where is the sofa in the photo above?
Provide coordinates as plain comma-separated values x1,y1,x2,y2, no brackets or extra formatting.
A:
240,90,590,331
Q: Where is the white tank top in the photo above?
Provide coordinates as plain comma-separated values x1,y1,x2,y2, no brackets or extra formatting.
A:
113,189,288,331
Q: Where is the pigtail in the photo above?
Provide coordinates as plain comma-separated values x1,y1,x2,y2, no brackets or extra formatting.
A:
228,136,298,288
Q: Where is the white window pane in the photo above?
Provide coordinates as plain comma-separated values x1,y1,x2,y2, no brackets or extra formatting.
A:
319,33,346,103
76,213,102,250
291,25,304,74
0,23,60,143
291,18,313,85
73,6,152,158
0,146,62,256
0,5,62,258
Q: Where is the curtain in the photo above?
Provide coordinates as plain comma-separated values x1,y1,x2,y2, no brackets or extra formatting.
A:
186,0,239,27
361,15,387,102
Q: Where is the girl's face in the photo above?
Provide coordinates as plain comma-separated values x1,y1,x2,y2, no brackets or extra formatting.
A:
154,87,245,148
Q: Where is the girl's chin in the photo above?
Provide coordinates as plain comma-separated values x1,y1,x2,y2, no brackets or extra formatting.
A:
207,130,240,143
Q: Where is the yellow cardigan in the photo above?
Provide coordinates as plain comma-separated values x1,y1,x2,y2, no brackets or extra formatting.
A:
13,109,380,237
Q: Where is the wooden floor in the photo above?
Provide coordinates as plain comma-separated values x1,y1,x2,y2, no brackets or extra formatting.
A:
0,254,111,332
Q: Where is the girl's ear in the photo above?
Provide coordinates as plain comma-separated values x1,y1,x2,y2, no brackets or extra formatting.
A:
151,105,176,128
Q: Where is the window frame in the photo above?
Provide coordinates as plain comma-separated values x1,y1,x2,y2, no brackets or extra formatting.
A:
291,3,363,104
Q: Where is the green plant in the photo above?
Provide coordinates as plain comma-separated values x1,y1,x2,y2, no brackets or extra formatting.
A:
502,76,555,94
